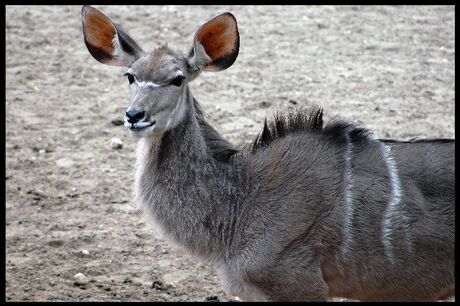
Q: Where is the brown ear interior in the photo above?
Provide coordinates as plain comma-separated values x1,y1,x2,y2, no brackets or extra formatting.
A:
196,13,239,70
82,6,121,65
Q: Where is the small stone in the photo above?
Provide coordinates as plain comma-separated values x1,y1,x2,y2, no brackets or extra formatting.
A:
123,277,132,283
66,192,79,198
66,187,79,198
48,240,65,247
230,296,242,302
111,138,123,150
73,273,89,285
27,189,46,197
205,295,220,302
259,101,271,108
423,90,435,98
316,23,328,29
152,280,164,290
111,117,124,126
56,158,74,168
45,144,55,153
80,249,90,256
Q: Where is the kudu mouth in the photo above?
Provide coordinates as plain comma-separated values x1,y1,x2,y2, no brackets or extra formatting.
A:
124,119,156,138
124,107,156,133
124,120,156,130
124,111,156,136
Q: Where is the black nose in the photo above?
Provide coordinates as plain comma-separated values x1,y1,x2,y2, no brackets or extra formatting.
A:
125,109,145,124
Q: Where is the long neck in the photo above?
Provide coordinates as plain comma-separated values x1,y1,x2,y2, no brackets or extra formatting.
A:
134,86,241,263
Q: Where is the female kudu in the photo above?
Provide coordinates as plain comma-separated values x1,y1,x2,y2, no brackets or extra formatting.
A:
82,6,455,301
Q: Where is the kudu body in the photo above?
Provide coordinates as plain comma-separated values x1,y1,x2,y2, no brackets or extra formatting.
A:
82,6,455,301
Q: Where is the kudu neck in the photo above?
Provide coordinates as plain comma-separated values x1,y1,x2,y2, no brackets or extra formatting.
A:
135,85,234,262
156,85,209,169
135,85,216,196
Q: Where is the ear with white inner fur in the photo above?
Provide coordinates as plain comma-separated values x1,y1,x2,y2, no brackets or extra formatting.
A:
189,12,240,71
81,5,143,66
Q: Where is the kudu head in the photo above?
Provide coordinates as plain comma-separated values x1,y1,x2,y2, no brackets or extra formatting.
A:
81,6,239,137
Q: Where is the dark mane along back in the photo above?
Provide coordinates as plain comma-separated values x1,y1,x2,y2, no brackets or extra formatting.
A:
251,108,324,153
250,107,454,154
250,108,376,153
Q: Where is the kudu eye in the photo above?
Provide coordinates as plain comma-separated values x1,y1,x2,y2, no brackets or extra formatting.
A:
124,73,135,85
170,75,185,87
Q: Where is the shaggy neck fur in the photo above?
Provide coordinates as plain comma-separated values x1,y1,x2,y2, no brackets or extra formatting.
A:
134,86,244,264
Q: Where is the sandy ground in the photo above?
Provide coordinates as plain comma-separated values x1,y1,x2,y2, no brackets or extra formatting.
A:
5,5,455,302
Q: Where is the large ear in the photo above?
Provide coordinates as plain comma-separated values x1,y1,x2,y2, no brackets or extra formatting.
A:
189,12,239,72
81,5,143,66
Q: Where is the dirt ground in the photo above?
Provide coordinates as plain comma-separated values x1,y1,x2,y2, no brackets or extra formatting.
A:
5,5,455,302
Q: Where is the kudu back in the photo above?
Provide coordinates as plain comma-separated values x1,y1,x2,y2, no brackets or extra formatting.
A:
81,6,455,301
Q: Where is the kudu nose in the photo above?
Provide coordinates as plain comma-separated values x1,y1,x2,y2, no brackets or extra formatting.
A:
125,109,146,124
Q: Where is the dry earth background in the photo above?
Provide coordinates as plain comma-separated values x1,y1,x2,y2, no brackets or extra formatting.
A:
5,5,455,302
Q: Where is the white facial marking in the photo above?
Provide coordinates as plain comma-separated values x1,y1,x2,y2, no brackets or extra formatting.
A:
136,80,162,88
126,69,184,89
125,68,162,88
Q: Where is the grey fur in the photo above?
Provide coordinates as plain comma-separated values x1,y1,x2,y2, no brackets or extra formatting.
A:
82,7,455,301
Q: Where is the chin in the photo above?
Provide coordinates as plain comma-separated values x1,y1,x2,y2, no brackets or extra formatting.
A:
127,124,157,138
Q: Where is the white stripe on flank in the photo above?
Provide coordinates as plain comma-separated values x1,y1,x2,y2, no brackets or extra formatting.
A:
379,141,403,264
341,131,354,257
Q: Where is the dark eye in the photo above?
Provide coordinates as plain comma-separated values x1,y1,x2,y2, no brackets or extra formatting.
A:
170,75,185,87
124,73,135,85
